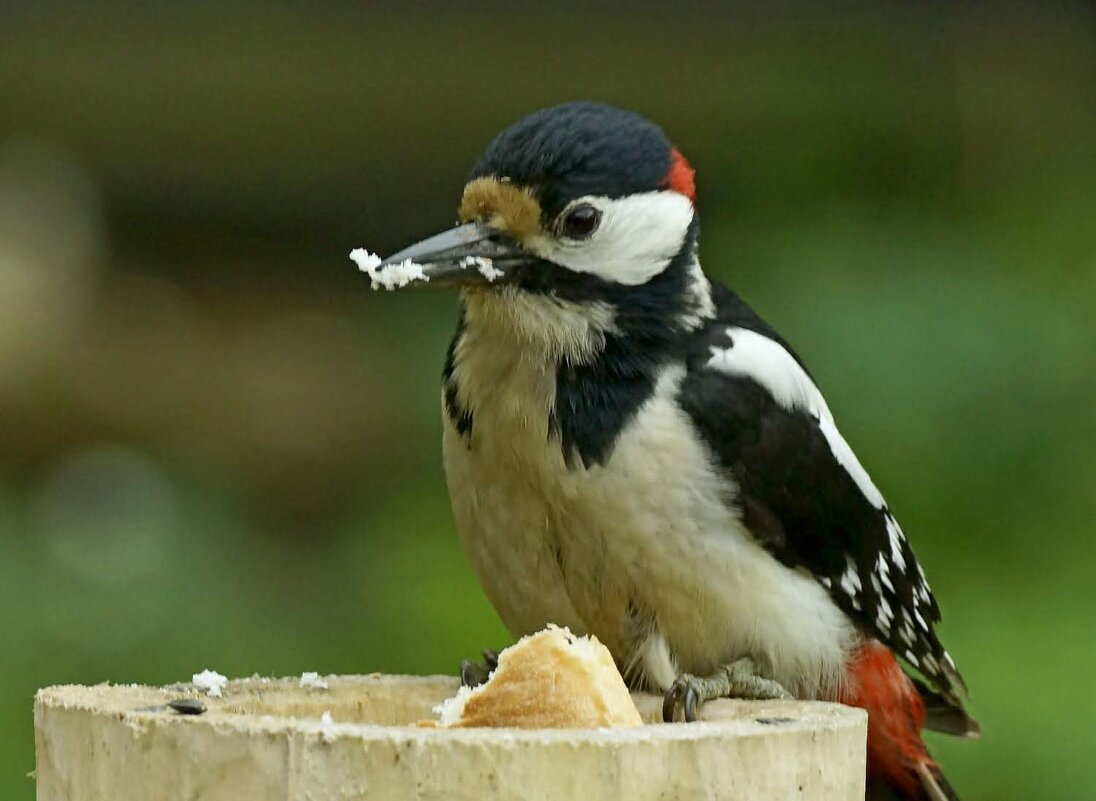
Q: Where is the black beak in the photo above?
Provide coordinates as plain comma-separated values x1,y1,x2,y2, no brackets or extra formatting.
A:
380,222,527,287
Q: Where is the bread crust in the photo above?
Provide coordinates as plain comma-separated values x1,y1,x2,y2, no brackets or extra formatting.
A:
438,626,643,729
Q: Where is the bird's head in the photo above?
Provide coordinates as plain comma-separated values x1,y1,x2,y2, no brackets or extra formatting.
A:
378,102,713,353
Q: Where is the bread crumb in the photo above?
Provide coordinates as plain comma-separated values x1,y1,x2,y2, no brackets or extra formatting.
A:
459,255,504,282
191,669,227,698
350,247,429,291
299,672,328,690
435,624,642,729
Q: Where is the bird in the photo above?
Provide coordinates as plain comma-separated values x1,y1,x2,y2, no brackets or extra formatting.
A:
370,101,978,800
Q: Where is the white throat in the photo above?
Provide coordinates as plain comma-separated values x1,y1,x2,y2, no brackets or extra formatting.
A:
460,288,617,364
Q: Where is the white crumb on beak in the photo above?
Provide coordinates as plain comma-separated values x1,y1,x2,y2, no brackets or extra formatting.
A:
348,248,382,272
350,247,430,291
191,669,227,698
299,671,328,690
459,255,504,282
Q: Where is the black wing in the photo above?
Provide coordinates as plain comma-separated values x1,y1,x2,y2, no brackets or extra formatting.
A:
680,284,971,715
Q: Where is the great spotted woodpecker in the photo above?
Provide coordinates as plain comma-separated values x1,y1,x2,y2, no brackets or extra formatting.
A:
359,102,978,800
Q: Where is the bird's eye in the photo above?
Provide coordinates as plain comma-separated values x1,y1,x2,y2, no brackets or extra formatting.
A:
559,204,601,240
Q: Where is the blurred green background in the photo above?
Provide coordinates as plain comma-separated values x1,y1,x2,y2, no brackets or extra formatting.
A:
1,2,1093,799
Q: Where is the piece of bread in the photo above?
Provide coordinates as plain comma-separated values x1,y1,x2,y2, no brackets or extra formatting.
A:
435,625,643,729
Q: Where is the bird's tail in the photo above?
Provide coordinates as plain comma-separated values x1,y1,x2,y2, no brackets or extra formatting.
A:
840,641,963,801
915,761,961,801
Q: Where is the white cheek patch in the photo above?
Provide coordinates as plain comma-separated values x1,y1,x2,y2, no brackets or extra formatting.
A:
530,191,695,285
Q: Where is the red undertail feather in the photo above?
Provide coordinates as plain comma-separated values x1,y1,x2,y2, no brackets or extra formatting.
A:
664,149,697,202
840,641,959,801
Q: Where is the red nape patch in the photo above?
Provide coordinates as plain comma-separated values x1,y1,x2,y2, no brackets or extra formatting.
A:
839,641,934,800
663,149,696,202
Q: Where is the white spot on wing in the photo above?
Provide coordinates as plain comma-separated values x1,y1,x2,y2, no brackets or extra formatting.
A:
839,555,862,599
876,600,894,629
877,556,895,592
886,515,906,569
840,570,861,597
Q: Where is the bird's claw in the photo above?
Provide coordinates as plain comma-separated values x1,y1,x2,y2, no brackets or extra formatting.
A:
662,658,793,723
663,673,704,723
459,648,500,688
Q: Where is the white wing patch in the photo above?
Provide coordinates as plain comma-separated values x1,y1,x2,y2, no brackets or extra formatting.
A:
706,327,886,509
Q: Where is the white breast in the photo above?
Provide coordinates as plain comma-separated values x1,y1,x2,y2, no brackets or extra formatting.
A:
443,301,856,699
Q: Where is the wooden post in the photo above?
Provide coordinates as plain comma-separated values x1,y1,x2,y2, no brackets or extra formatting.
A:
35,674,866,800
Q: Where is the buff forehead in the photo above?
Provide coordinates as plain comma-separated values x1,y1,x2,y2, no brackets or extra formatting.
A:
458,177,545,241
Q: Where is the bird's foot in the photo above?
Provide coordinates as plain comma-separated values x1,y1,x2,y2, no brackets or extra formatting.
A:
662,657,793,722
459,648,500,688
